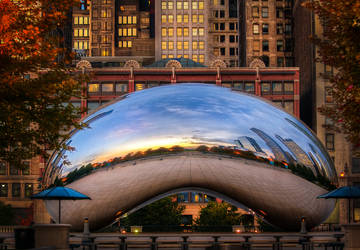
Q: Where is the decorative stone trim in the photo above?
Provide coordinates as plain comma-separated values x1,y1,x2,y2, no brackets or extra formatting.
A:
76,60,92,70
124,60,141,69
210,59,227,69
165,60,182,69
249,58,266,68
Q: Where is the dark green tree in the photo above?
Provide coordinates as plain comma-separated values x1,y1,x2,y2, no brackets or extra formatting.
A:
194,201,241,227
0,201,14,225
121,197,185,231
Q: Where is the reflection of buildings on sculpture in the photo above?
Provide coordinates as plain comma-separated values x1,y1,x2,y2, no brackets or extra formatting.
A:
234,136,267,157
250,128,290,163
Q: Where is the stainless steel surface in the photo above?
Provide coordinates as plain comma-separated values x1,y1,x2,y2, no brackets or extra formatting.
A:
43,83,336,230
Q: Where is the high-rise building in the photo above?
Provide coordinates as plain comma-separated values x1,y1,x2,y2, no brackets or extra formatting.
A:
72,0,155,66
240,0,294,67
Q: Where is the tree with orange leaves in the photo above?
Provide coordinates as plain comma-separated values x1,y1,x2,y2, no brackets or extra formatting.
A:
0,0,86,169
303,0,360,147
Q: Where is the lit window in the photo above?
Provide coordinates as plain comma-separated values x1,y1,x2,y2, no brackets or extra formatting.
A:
118,16,122,24
192,14,198,23
168,15,173,23
184,28,189,36
123,28,127,36
128,16,132,24
79,29,83,37
199,14,204,23
0,184,8,197
74,16,79,25
74,29,79,37
128,28,132,36
199,54,204,63
262,7,269,18
25,183,33,197
116,83,128,92
192,28,198,36
79,16,84,24
161,41,167,50
132,28,137,36
199,1,204,9
177,41,182,50
177,28,183,36
184,54,189,58
102,83,113,92
183,1,189,9
199,28,204,36
123,16,127,24
192,41,198,50
192,1,198,9
128,41,132,47
84,16,89,24
253,23,259,34
161,15,167,23
252,6,259,17
177,1,182,9
88,83,100,92
192,54,198,62
168,41,174,50
184,14,189,23
162,28,167,36
177,15,182,23
161,1,167,9
133,16,137,24
162,54,167,59
168,28,174,37
184,41,189,50
168,54,174,58
118,28,123,36
199,41,204,50
168,1,173,9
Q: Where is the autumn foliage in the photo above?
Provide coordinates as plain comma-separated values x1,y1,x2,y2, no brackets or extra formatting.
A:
303,0,360,146
0,0,86,169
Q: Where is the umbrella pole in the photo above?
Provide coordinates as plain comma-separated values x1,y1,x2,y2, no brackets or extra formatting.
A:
59,200,61,224
348,199,351,224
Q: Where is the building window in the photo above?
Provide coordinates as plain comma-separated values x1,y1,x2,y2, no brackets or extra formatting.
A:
252,6,259,17
24,184,33,197
191,192,203,202
0,162,6,175
199,41,205,50
184,14,189,23
353,158,360,174
177,1,182,9
177,28,183,37
136,83,146,91
184,28,189,37
229,23,236,30
253,23,259,34
253,40,260,51
325,133,335,151
102,83,113,93
262,7,268,18
199,54,205,63
192,1,198,9
284,82,294,93
325,87,333,103
161,1,167,9
161,28,167,37
276,40,284,51
184,41,189,49
277,23,283,34
245,82,255,93
272,82,282,94
168,41,174,50
116,83,128,92
168,1,173,9
10,166,19,175
199,1,204,9
184,1,189,9
229,35,235,43
277,57,285,67
192,54,198,62
22,161,30,175
276,8,284,18
192,14,198,23
177,41,182,50
220,47,226,56
12,183,21,198
262,40,269,51
161,15,167,23
285,23,292,34
0,184,8,197
192,41,198,50
88,83,100,93
261,82,271,94
168,28,174,37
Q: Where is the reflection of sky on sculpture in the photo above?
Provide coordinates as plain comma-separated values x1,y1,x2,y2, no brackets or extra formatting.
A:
57,84,335,179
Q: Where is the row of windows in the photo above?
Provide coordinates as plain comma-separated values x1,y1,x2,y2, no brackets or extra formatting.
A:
74,40,89,50
161,14,204,24
74,16,89,25
88,83,128,93
253,39,292,52
0,162,30,175
118,16,137,25
118,28,137,37
252,23,292,35
161,1,204,10
74,28,89,37
213,22,237,31
213,35,239,43
161,27,205,37
161,41,205,50
118,40,132,48
252,7,292,19
0,183,33,198
161,54,205,63
213,47,239,56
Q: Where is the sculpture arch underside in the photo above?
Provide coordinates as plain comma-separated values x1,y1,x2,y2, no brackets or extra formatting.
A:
46,153,333,231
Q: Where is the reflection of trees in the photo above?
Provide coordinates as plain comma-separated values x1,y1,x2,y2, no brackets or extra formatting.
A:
60,145,336,190
288,163,336,191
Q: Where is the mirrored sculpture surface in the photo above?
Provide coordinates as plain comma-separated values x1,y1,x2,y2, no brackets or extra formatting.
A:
43,84,336,230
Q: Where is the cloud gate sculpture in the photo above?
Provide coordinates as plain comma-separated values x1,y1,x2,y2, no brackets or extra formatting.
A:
43,83,336,231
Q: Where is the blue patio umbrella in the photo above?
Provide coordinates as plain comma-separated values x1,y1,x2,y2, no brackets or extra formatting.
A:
32,186,91,223
318,186,360,223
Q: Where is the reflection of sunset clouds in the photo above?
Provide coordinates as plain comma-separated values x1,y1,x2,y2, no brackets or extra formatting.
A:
52,83,335,181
